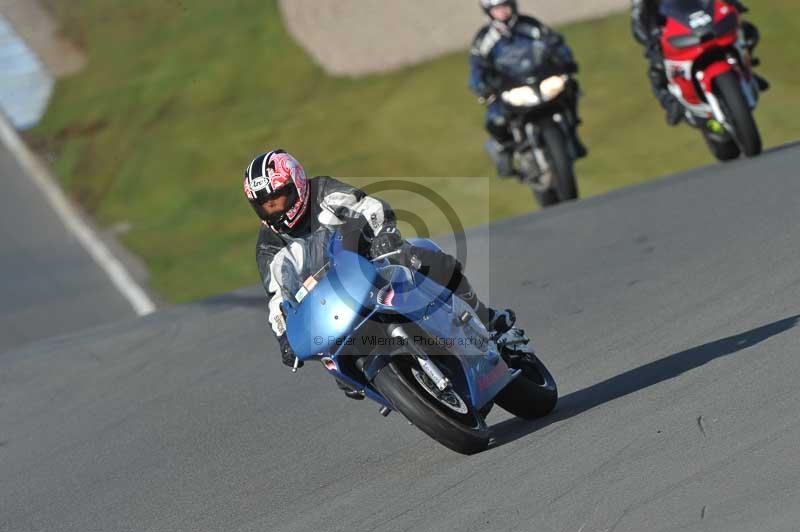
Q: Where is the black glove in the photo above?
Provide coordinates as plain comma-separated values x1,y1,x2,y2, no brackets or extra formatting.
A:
369,226,403,259
279,334,302,368
476,83,493,101
339,217,374,257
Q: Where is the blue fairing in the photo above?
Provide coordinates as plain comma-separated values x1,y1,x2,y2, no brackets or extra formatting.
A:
374,276,513,409
285,235,378,360
369,250,515,409
284,232,517,410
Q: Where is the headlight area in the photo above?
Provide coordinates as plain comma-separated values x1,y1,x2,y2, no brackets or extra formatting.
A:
539,75,568,102
501,86,540,107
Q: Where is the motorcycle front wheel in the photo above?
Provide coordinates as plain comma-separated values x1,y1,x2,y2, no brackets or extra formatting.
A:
714,71,762,157
541,122,578,203
373,356,490,455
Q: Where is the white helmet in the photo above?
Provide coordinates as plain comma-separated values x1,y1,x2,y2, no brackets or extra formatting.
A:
480,0,517,16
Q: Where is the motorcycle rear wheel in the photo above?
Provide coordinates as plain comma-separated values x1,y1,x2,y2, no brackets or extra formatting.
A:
494,352,558,420
373,356,490,455
702,130,741,162
533,188,559,208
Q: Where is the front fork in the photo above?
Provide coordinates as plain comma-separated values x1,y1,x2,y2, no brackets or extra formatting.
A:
698,54,758,138
512,115,575,191
388,324,451,392
512,122,551,190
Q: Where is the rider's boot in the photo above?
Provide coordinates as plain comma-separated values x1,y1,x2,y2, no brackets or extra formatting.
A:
486,308,516,336
661,92,685,126
753,74,770,92
495,326,535,368
572,127,589,158
452,282,515,337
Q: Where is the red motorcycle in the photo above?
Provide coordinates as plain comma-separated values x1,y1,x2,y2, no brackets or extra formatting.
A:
660,0,762,160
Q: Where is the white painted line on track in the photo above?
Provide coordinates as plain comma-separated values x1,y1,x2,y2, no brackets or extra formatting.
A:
0,111,156,316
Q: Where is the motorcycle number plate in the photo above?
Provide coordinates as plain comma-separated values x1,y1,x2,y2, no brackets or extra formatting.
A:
689,11,713,29
295,276,319,302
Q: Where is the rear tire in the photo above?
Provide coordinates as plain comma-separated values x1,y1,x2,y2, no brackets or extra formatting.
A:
494,353,558,420
372,357,490,455
533,188,559,207
714,71,762,157
541,123,578,203
702,130,741,161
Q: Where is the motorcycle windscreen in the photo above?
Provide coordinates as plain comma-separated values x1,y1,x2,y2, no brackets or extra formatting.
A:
285,237,379,360
492,39,563,85
659,0,714,28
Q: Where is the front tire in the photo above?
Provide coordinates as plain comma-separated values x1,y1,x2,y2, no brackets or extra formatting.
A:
494,352,558,420
714,71,762,157
372,357,490,455
541,122,578,203
519,150,559,208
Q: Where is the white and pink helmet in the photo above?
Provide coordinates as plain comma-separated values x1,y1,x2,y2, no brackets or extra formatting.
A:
243,149,310,232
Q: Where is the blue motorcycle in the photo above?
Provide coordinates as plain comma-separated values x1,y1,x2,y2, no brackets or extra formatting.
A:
283,229,557,454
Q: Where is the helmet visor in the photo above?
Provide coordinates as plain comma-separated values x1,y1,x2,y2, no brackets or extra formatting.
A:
257,185,293,205
254,183,299,229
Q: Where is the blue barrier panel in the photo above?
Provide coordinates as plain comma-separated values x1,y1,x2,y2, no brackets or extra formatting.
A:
0,14,53,130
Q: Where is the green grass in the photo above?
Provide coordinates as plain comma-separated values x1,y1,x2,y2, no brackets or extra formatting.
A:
30,0,800,302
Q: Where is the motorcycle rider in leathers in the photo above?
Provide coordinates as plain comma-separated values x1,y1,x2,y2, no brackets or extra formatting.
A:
630,0,768,125
244,149,517,399
470,0,587,177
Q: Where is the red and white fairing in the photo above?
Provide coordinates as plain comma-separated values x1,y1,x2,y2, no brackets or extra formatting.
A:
660,0,757,120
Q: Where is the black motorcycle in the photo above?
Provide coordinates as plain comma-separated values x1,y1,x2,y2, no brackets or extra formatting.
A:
485,67,582,207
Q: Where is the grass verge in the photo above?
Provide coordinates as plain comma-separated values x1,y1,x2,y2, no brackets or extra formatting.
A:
29,0,800,302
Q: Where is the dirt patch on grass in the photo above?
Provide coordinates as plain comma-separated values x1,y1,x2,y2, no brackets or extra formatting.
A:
278,0,628,76
54,119,109,141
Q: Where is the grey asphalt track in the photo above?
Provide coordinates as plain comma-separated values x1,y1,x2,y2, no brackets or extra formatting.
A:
2,144,800,532
0,141,135,353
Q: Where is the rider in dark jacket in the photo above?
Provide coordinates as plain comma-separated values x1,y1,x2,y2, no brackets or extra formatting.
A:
630,0,767,125
470,0,587,177
245,149,517,398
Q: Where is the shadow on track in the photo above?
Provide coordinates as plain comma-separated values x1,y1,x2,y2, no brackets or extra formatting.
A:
490,314,800,448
